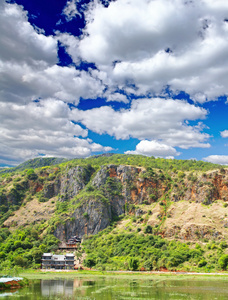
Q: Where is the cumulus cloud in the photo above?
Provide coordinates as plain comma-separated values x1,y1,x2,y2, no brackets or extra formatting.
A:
125,140,180,157
62,0,81,21
80,0,200,64
0,62,104,104
1,0,224,165
0,100,112,164
0,0,113,165
105,92,129,103
0,0,57,65
203,155,228,165
0,1,105,104
57,33,80,64
61,0,228,101
221,130,228,138
71,98,210,149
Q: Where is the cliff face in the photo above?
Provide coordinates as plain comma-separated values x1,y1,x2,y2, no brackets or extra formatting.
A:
54,197,111,240
53,164,166,240
54,165,228,241
2,163,228,242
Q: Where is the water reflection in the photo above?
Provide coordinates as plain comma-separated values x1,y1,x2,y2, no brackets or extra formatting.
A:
38,277,228,300
0,291,18,297
41,278,85,297
3,276,228,299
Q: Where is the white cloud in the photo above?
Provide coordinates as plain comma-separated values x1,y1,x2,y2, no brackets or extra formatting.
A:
0,62,104,104
105,92,129,103
71,97,210,149
0,1,112,165
0,1,105,104
57,33,80,64
0,100,112,164
221,130,228,138
63,0,228,101
125,140,180,157
80,0,200,64
3,0,228,107
0,0,57,65
1,0,225,165
203,155,228,165
62,0,81,21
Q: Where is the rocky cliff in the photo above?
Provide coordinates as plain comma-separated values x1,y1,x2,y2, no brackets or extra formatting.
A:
1,161,228,242
53,165,228,241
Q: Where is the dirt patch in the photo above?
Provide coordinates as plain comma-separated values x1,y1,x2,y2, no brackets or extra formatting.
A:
163,201,228,240
4,197,57,228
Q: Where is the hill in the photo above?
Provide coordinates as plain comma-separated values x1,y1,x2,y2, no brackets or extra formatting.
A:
0,154,228,272
0,157,68,175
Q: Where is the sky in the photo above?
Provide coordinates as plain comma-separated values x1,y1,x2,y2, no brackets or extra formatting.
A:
1,0,228,167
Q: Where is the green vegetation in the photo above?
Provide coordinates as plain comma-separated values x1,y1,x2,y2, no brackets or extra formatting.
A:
58,154,224,173
11,269,228,280
1,153,221,175
82,228,228,272
0,157,68,174
0,226,59,270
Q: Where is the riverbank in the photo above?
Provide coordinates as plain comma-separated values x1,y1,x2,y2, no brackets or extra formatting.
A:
17,269,228,281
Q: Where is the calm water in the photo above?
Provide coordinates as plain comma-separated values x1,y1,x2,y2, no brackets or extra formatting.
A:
1,277,228,299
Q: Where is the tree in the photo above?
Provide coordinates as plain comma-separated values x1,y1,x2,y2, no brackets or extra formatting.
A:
14,255,28,267
84,256,96,268
27,169,38,180
219,254,228,270
129,257,139,271
144,225,153,234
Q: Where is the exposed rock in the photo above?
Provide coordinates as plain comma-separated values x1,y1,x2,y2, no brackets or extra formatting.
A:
92,166,109,188
42,182,59,199
59,166,94,200
54,197,111,240
53,165,228,241
135,208,146,218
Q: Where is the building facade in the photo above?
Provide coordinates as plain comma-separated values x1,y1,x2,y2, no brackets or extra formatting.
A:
42,253,75,270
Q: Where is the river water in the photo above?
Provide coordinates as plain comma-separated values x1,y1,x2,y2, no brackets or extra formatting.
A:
1,276,228,299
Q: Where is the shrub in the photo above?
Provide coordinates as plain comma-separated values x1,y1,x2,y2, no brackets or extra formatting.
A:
144,260,152,271
149,194,157,201
14,255,28,267
38,196,49,203
144,225,153,234
84,256,96,268
220,168,225,174
83,212,89,219
198,259,207,267
220,241,228,249
129,257,139,271
178,171,185,179
219,254,228,270
86,185,95,192
27,169,38,181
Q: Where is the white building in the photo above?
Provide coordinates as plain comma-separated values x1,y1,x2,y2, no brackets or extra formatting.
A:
42,253,75,270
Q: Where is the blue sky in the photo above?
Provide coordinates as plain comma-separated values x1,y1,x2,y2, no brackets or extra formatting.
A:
0,0,228,166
